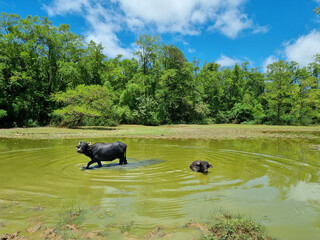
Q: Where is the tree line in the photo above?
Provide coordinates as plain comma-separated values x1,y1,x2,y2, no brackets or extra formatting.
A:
0,13,319,128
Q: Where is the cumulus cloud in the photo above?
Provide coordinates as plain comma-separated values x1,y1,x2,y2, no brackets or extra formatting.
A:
44,0,267,58
262,30,320,72
44,0,89,16
284,30,320,67
117,0,266,37
117,0,198,34
44,0,133,58
209,8,253,39
263,55,279,72
83,4,133,58
216,54,241,67
188,48,196,53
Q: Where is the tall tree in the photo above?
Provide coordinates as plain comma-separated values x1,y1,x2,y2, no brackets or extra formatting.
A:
198,62,223,119
79,41,105,85
135,35,161,75
291,66,320,125
102,56,139,97
0,13,84,127
265,61,294,125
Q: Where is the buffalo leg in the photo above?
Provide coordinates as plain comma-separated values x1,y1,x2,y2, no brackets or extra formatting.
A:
97,161,102,167
124,151,127,164
86,160,95,169
119,156,127,165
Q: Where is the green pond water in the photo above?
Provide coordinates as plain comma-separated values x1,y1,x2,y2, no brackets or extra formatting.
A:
0,137,319,239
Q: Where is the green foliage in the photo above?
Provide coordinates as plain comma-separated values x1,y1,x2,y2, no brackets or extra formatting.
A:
230,93,265,124
0,109,7,119
264,61,320,125
0,13,85,127
1,12,320,127
52,85,118,127
203,209,275,240
135,95,160,126
135,34,161,75
204,216,273,240
265,61,294,125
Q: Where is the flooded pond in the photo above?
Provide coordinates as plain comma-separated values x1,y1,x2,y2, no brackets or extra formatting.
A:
0,137,319,239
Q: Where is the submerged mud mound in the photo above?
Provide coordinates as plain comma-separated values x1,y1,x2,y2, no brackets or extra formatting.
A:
81,158,165,170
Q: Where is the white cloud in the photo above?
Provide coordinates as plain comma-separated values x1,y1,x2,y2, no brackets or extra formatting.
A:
117,0,199,34
262,30,320,71
44,0,89,16
252,25,269,34
284,30,320,67
44,0,267,58
44,0,132,58
188,48,196,53
83,4,132,58
216,54,240,67
209,8,253,39
116,0,266,37
263,55,279,72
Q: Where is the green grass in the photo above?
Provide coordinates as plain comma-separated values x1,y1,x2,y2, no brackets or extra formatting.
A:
54,206,87,240
203,210,276,240
0,124,319,140
58,207,86,227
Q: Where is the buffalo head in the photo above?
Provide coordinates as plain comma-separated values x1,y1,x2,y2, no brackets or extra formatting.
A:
190,160,213,174
76,141,91,154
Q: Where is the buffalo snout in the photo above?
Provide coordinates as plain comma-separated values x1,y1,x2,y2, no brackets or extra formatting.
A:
76,141,91,153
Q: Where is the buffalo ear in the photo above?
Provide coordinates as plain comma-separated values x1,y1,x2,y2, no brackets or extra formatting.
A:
209,164,213,168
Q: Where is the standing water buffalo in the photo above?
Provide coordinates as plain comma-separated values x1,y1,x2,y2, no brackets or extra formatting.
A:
76,141,127,169
190,160,213,174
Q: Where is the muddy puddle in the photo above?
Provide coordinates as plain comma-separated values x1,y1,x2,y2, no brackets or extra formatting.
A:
0,137,319,239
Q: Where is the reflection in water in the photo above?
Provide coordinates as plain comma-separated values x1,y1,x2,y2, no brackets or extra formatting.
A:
287,181,320,202
0,137,319,239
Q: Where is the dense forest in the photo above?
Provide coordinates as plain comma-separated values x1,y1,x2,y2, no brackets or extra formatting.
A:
0,13,319,128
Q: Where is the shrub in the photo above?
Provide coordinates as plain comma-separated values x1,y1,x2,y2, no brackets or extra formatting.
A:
203,211,275,240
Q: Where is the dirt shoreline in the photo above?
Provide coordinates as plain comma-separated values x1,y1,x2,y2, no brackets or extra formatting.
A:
0,215,275,240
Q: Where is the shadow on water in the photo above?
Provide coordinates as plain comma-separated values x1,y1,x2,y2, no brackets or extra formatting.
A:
81,158,165,170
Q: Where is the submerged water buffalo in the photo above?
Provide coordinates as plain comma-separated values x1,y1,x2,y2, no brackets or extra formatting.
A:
190,160,213,174
76,141,127,169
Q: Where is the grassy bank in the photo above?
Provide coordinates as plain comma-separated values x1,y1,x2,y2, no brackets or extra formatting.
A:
0,124,319,140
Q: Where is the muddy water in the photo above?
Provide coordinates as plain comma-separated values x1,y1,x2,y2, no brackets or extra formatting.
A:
0,137,319,239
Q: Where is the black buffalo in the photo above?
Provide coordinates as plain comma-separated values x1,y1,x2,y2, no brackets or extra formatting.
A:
190,160,213,174
76,141,127,169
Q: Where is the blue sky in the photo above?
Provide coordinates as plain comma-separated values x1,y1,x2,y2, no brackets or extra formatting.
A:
1,0,320,71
